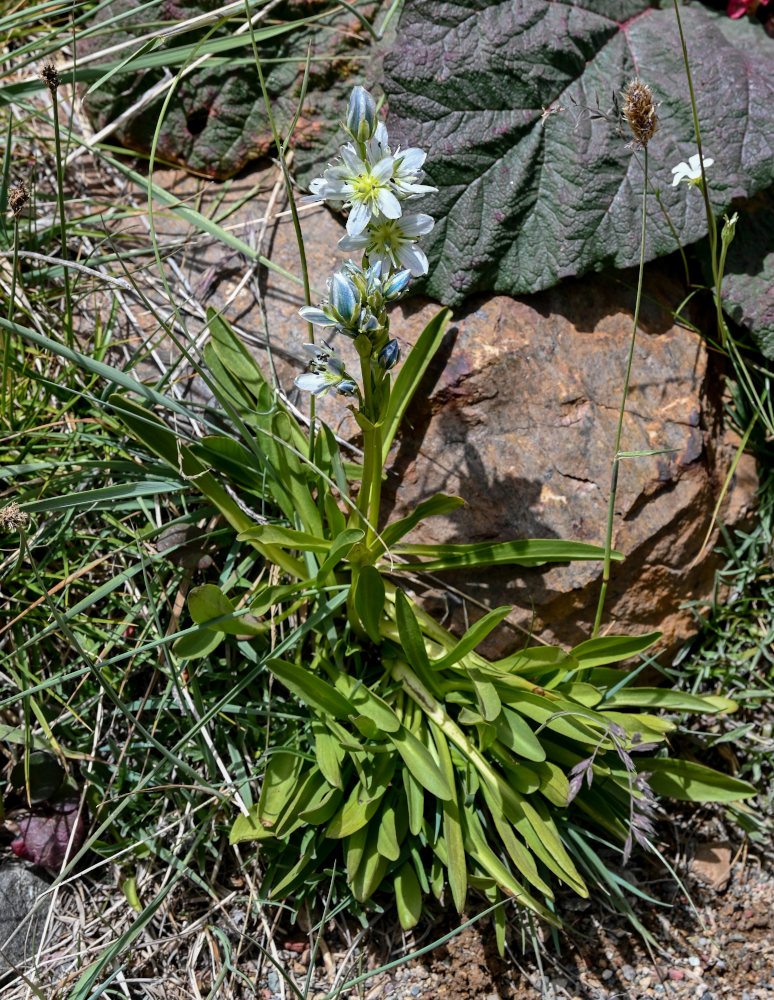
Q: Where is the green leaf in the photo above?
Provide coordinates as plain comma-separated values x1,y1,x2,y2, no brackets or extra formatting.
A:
382,308,452,460
257,751,304,829
494,706,546,763
378,492,465,551
376,797,401,862
326,781,387,839
354,565,386,644
351,827,388,903
207,308,269,401
388,726,452,801
330,667,401,734
402,766,425,837
432,606,512,671
428,721,467,913
571,631,662,668
391,539,618,572
266,659,355,720
394,589,441,695
316,528,365,580
601,688,730,713
172,628,223,661
645,758,757,802
237,525,330,551
230,805,277,844
188,584,265,636
384,1,774,304
394,861,423,930
312,718,344,789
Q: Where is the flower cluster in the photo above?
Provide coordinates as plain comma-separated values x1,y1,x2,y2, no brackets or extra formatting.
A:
308,87,436,278
299,260,409,351
295,87,434,401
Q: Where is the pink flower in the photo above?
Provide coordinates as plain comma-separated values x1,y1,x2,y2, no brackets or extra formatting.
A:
728,0,770,18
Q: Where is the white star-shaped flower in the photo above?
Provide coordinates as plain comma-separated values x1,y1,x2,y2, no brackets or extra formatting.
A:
671,153,714,187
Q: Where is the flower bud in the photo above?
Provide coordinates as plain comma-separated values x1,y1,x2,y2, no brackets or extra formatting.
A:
377,339,400,371
337,379,358,396
346,87,377,142
330,270,360,327
382,268,411,301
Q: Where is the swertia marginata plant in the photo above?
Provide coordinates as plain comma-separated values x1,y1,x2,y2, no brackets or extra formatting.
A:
110,86,755,938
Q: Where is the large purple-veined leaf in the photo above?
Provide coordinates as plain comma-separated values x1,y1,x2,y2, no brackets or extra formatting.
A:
381,0,774,305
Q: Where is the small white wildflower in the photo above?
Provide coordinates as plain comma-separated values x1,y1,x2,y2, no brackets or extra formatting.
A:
671,152,713,187
295,342,357,396
338,213,434,277
310,144,401,236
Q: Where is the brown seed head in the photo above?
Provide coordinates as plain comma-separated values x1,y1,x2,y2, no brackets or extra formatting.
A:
622,79,658,149
9,181,29,218
39,62,60,93
0,502,30,531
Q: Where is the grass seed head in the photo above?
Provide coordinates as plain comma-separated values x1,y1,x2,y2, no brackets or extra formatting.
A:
39,61,60,93
9,181,29,218
622,78,658,149
0,502,30,531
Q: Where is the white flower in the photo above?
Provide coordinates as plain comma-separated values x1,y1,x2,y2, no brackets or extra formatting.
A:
338,213,434,277
294,342,356,396
671,153,714,187
309,143,401,236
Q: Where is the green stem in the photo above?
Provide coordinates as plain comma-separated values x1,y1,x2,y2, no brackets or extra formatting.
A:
2,217,20,419
672,0,720,340
51,87,73,348
592,147,649,638
243,8,316,458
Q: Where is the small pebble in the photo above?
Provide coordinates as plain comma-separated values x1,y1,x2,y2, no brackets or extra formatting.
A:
622,964,635,980
689,956,701,968
267,970,280,992
669,969,685,981
411,988,420,997
601,969,613,981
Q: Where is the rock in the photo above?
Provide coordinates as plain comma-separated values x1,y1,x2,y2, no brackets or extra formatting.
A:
0,863,51,981
381,270,757,658
690,842,733,891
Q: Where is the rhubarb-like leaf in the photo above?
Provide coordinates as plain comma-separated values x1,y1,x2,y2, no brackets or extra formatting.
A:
381,1,774,304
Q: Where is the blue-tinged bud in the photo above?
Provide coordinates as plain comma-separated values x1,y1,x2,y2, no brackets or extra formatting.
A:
346,87,376,142
330,271,360,327
382,268,411,301
377,338,400,371
337,379,358,396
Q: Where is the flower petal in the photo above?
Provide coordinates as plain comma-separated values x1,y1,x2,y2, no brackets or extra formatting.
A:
299,306,335,326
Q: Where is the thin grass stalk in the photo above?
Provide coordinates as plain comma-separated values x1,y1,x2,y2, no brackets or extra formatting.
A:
243,8,317,459
672,0,720,340
50,83,73,348
1,215,20,418
592,146,649,638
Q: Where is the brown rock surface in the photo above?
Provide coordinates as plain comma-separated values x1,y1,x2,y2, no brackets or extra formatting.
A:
383,278,757,657
112,164,757,658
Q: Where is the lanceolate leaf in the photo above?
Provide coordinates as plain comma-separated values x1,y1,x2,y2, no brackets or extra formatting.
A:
645,758,756,802
391,539,619,572
382,1,774,304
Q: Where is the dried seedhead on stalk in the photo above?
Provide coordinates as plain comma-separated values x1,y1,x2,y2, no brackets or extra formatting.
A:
8,181,29,218
39,61,60,93
622,78,659,150
0,502,30,531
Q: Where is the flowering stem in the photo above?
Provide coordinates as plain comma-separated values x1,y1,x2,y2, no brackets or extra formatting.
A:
592,147,649,638
672,0,721,342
